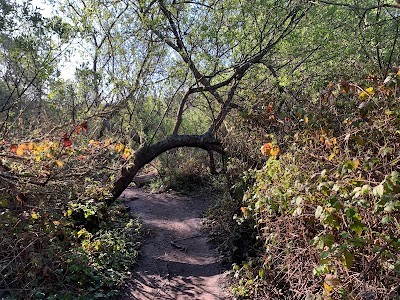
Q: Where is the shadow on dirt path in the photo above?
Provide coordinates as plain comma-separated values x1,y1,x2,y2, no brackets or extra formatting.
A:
121,188,231,300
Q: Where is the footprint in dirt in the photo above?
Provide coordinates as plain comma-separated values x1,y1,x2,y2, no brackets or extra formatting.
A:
121,188,232,300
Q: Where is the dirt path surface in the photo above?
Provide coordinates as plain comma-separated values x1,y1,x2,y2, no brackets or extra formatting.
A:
121,188,231,300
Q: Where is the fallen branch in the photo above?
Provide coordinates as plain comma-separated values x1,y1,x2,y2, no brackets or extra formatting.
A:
170,241,187,252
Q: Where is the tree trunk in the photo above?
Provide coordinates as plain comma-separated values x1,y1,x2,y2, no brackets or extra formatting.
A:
108,133,222,203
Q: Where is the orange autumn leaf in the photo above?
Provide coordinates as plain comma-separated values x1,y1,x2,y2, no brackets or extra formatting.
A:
270,145,280,157
76,122,88,134
261,143,280,157
19,143,29,150
261,143,272,155
16,146,24,156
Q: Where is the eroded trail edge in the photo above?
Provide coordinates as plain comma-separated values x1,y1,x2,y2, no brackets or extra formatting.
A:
122,188,230,300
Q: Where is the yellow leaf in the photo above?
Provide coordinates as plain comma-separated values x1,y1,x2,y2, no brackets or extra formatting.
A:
304,116,309,124
122,147,131,159
355,136,365,146
115,143,125,152
391,159,399,166
53,220,60,226
352,159,360,170
270,145,280,157
104,139,112,146
89,139,95,145
343,118,352,125
16,146,24,156
31,212,39,219
359,87,374,100
365,87,374,94
94,240,102,251
323,282,333,295
77,228,87,238
358,91,368,100
56,160,63,167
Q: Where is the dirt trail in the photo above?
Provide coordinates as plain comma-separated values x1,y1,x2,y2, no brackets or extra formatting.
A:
121,188,231,300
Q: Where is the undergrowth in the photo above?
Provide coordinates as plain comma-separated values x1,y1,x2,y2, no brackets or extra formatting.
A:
209,72,400,299
0,181,141,300
146,148,222,194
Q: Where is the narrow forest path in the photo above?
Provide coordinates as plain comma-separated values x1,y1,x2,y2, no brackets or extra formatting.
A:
121,187,231,300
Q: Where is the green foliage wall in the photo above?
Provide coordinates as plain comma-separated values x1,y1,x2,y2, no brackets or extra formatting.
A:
230,73,400,299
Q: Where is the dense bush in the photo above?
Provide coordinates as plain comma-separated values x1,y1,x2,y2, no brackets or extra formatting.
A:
0,132,142,299
218,72,400,299
0,182,141,299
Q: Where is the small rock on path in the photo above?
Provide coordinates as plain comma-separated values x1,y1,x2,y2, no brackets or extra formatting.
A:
121,188,231,300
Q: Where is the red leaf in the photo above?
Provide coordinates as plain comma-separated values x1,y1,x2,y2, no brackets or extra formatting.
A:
63,134,72,148
16,192,28,206
81,122,88,131
76,122,88,134
10,144,17,153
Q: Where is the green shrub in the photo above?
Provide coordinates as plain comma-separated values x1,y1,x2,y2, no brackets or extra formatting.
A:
0,182,141,300
228,75,400,299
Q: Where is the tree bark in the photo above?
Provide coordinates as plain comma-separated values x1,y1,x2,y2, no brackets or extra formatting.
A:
109,132,222,203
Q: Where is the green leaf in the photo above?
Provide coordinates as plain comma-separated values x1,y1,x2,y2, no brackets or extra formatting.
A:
341,231,350,239
0,199,9,207
349,236,367,247
324,214,340,229
345,207,356,219
320,234,335,248
384,201,395,212
373,184,384,197
341,249,354,269
320,251,330,259
315,206,323,219
381,215,393,224
391,171,400,184
350,220,363,236
258,268,266,279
